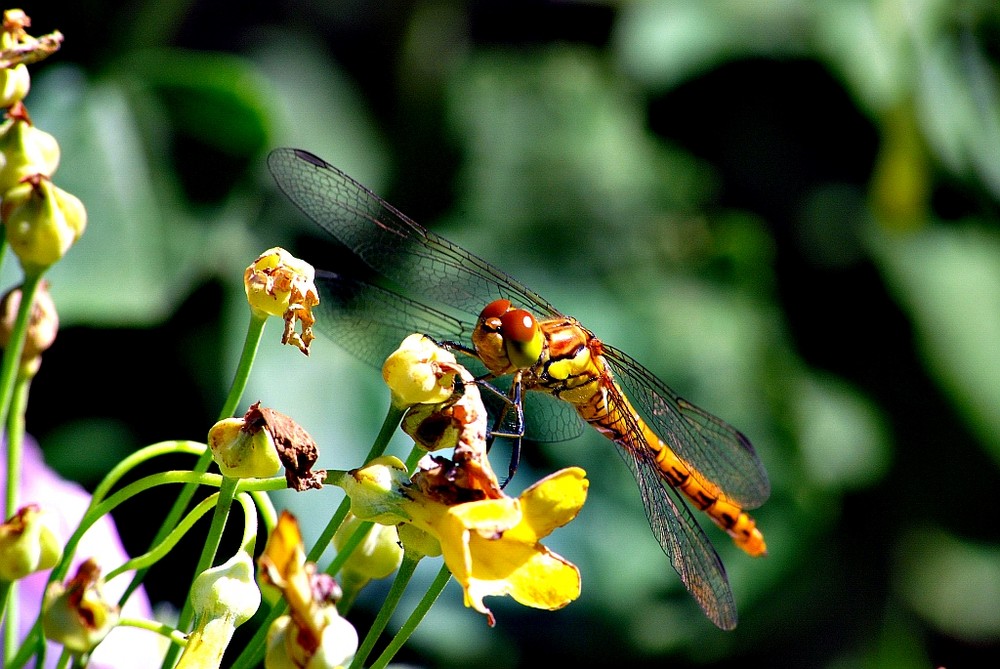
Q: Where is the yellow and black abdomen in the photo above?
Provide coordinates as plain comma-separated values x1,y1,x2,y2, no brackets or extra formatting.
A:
532,320,766,557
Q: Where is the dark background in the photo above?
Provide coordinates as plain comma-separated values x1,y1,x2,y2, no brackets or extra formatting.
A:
9,1,1000,667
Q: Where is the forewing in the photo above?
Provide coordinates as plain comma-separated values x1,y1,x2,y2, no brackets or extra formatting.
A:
603,344,770,509
314,270,479,370
315,271,584,442
269,148,560,319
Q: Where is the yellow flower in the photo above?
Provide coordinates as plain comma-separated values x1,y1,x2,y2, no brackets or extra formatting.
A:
244,247,319,355
334,458,588,626
331,340,589,624
409,466,588,625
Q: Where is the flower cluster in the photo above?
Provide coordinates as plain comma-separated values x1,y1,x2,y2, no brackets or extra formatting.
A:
331,333,590,626
0,10,82,275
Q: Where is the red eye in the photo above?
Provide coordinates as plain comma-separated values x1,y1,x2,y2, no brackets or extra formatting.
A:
500,309,537,343
480,299,512,321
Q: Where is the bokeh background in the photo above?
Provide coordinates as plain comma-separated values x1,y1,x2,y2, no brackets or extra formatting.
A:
8,0,1000,667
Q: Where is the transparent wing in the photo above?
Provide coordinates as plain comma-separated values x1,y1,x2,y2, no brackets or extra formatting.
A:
315,271,584,442
609,386,738,630
603,344,770,509
269,148,560,319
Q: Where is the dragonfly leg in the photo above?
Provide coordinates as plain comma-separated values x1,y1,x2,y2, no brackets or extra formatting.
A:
474,374,526,488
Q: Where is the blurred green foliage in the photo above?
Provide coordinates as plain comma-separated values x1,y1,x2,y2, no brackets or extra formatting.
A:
11,0,1000,667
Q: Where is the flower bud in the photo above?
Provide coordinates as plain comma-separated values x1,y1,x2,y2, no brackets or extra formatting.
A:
329,456,413,525
0,280,58,377
2,175,85,272
265,609,358,669
208,416,282,479
0,63,29,108
243,247,319,355
396,522,441,560
0,113,60,191
333,514,403,589
382,334,457,408
0,504,61,581
42,559,120,654
177,551,261,669
190,551,261,625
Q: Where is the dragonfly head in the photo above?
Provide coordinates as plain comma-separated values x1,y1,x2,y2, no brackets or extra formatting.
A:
474,299,545,373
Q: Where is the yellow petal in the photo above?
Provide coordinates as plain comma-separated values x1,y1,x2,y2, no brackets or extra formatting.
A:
507,467,589,542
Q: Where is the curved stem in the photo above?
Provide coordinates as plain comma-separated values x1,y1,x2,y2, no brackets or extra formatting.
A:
116,617,188,648
104,493,220,582
118,450,214,606
93,441,207,506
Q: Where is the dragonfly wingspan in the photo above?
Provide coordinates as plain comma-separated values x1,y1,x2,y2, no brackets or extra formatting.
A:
602,344,770,509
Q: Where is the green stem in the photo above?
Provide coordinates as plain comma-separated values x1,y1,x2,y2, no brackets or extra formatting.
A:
120,311,264,609
0,270,40,449
95,441,207,507
105,494,220,582
160,475,240,669
3,372,28,517
309,403,403,565
0,579,12,660
54,649,71,669
219,312,266,421
370,563,452,669
116,617,188,648
350,557,418,669
327,519,375,614
2,374,29,664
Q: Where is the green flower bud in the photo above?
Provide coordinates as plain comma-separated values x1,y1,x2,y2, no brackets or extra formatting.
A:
333,514,403,589
0,63,29,108
0,113,59,191
329,456,413,525
0,504,61,581
208,416,282,479
396,522,441,560
1,176,85,272
190,551,261,626
177,551,261,669
42,559,119,655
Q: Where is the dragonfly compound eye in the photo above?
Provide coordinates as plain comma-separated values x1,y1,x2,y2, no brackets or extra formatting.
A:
500,308,544,369
479,299,512,325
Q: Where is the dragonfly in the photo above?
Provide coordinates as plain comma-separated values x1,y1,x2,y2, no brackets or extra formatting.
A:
268,147,770,630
